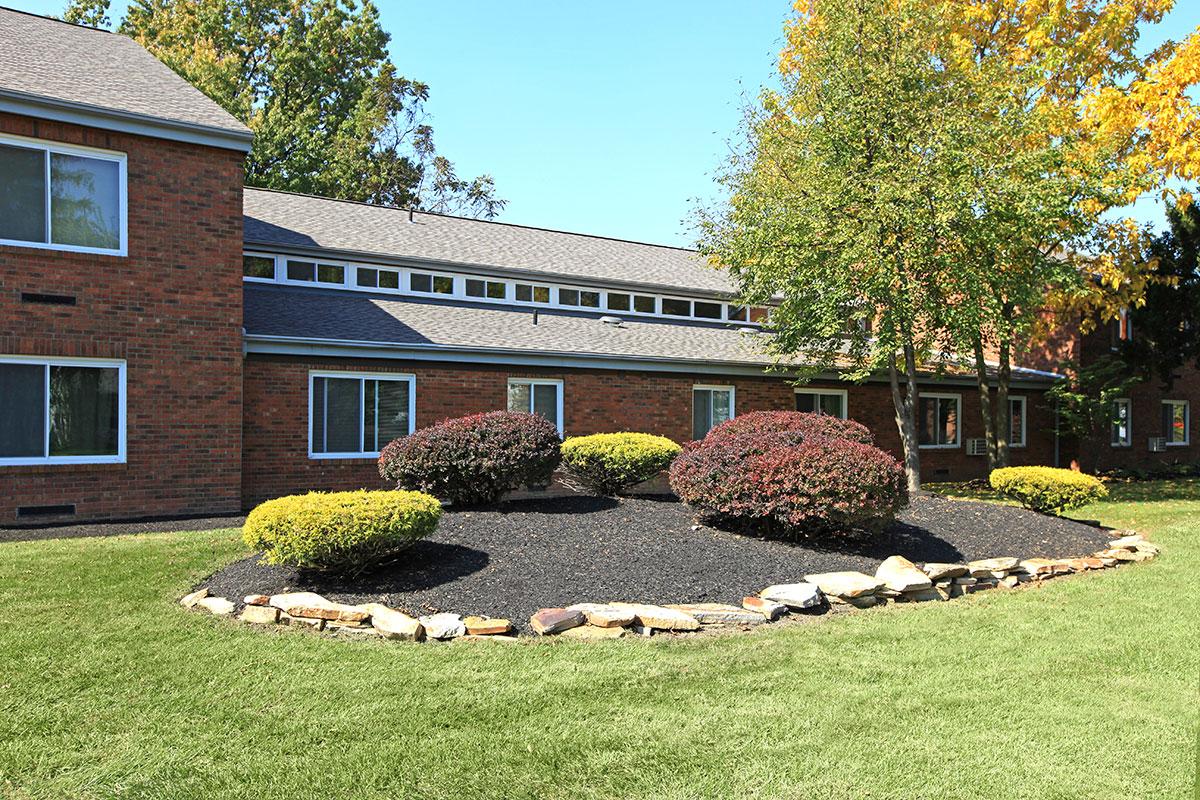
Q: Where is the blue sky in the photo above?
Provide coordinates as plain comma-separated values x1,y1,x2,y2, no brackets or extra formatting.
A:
12,0,1199,246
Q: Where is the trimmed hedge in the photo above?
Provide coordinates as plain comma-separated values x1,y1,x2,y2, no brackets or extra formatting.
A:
704,410,874,445
379,411,561,506
243,490,441,571
560,432,682,495
669,430,907,534
989,466,1108,514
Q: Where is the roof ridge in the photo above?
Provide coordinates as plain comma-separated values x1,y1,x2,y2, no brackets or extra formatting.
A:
0,5,115,35
243,185,700,254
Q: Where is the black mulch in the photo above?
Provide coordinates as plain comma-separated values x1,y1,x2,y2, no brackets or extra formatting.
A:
201,494,1112,634
0,515,246,543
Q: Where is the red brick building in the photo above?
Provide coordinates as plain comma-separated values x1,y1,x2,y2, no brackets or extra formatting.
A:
0,10,1194,523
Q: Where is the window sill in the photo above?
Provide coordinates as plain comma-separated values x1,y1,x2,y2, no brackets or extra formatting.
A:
0,238,125,258
0,456,125,467
308,452,382,461
918,445,961,450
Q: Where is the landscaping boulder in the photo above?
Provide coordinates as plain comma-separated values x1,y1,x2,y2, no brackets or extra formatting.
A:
363,603,424,641
803,571,882,599
758,583,822,610
243,594,271,606
742,596,787,620
240,604,280,624
464,616,512,635
530,608,586,635
180,587,209,608
608,603,701,631
196,596,235,616
665,603,764,625
876,556,932,592
269,592,369,623
419,613,466,640
565,603,637,628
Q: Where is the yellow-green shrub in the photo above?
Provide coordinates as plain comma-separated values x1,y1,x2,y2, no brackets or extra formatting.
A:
560,432,682,496
243,490,441,570
988,466,1108,514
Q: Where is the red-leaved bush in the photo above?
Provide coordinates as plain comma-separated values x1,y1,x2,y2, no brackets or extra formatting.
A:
704,410,874,445
669,423,906,535
379,411,561,506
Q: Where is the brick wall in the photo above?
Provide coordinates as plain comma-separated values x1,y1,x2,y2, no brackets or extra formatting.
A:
0,112,245,523
242,353,1060,506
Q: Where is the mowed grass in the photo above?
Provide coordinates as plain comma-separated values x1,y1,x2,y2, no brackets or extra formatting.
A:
1,483,1197,799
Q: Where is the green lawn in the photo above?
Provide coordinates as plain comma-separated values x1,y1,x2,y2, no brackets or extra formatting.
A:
1,483,1197,799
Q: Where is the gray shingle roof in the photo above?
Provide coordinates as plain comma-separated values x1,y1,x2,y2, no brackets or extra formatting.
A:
244,283,769,367
0,8,250,143
243,188,735,296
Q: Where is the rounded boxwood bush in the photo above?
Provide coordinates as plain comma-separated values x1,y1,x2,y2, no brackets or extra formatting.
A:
704,410,874,445
989,466,1108,514
560,432,682,495
669,430,907,535
243,490,441,571
378,411,561,506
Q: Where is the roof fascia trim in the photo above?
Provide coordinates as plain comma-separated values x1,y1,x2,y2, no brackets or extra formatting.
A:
0,90,253,152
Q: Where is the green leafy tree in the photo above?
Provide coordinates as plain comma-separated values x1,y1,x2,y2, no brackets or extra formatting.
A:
64,0,504,218
1046,356,1141,473
699,0,992,491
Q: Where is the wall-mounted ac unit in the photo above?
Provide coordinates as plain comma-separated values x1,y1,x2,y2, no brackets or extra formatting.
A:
966,438,989,456
1148,436,1167,453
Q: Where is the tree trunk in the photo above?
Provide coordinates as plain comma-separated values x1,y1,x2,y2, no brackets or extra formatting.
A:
889,346,922,492
972,334,998,468
994,305,1014,468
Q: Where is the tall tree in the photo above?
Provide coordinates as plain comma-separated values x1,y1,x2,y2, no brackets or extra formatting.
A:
64,0,504,218
699,0,988,492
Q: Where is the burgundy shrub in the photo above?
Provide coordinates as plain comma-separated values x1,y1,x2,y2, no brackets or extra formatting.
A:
669,430,907,535
703,410,874,445
379,411,561,506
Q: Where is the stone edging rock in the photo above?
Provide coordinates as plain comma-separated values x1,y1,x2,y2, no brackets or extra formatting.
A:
181,532,1161,643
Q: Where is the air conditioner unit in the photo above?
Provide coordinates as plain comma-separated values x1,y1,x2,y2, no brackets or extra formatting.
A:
1148,437,1167,453
966,438,989,456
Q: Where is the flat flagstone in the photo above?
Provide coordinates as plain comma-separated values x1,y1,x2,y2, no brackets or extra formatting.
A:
363,603,424,641
922,562,968,580
240,604,279,624
243,594,271,606
608,602,700,631
530,608,585,635
195,596,235,616
758,583,822,609
967,557,1020,577
876,555,932,592
556,625,627,640
803,571,881,599
665,603,765,625
419,613,466,640
463,616,512,635
269,592,369,623
742,596,787,620
180,587,209,608
565,603,636,628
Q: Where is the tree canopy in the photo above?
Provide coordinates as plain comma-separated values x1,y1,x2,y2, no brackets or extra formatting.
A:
64,0,504,218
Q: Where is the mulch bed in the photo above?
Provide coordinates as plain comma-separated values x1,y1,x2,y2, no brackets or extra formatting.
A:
201,494,1112,634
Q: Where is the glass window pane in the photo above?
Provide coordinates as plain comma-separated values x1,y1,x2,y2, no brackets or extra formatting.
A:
728,305,748,322
288,260,315,281
662,298,690,316
362,379,376,452
580,291,600,308
376,380,411,445
48,365,120,456
50,153,120,250
712,389,732,426
693,389,712,440
433,275,453,294
1009,399,1024,445
559,289,579,306
607,293,631,311
486,281,506,299
466,279,486,297
0,363,46,457
312,378,326,452
507,382,531,413
939,398,957,445
819,393,844,418
244,255,275,279
0,143,47,244
317,264,343,283
634,295,656,313
379,270,399,290
532,384,559,427
1164,402,1187,443
533,286,551,303
918,398,934,445
315,377,361,453
357,267,379,288
795,393,816,413
411,273,432,292
515,284,532,302
1112,400,1129,445
694,301,722,319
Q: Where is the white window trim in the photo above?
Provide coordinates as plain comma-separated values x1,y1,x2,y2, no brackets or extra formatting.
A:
242,251,279,283
1111,397,1132,448
0,355,127,466
507,378,564,435
0,132,128,257
693,383,736,439
307,370,416,460
1162,399,1190,446
918,392,962,449
1008,395,1027,448
794,387,849,419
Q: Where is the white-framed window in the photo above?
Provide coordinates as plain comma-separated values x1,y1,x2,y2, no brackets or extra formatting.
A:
466,278,507,300
243,252,277,281
918,393,961,448
286,258,345,286
514,283,552,304
1008,395,1027,448
0,356,126,466
1111,397,1131,447
410,272,454,294
0,133,128,256
558,288,601,308
355,266,401,290
309,371,415,459
1162,399,1190,445
794,388,848,419
693,384,735,440
507,378,563,434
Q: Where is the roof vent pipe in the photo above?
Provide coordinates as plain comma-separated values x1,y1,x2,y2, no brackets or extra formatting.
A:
408,207,414,222
532,309,539,325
